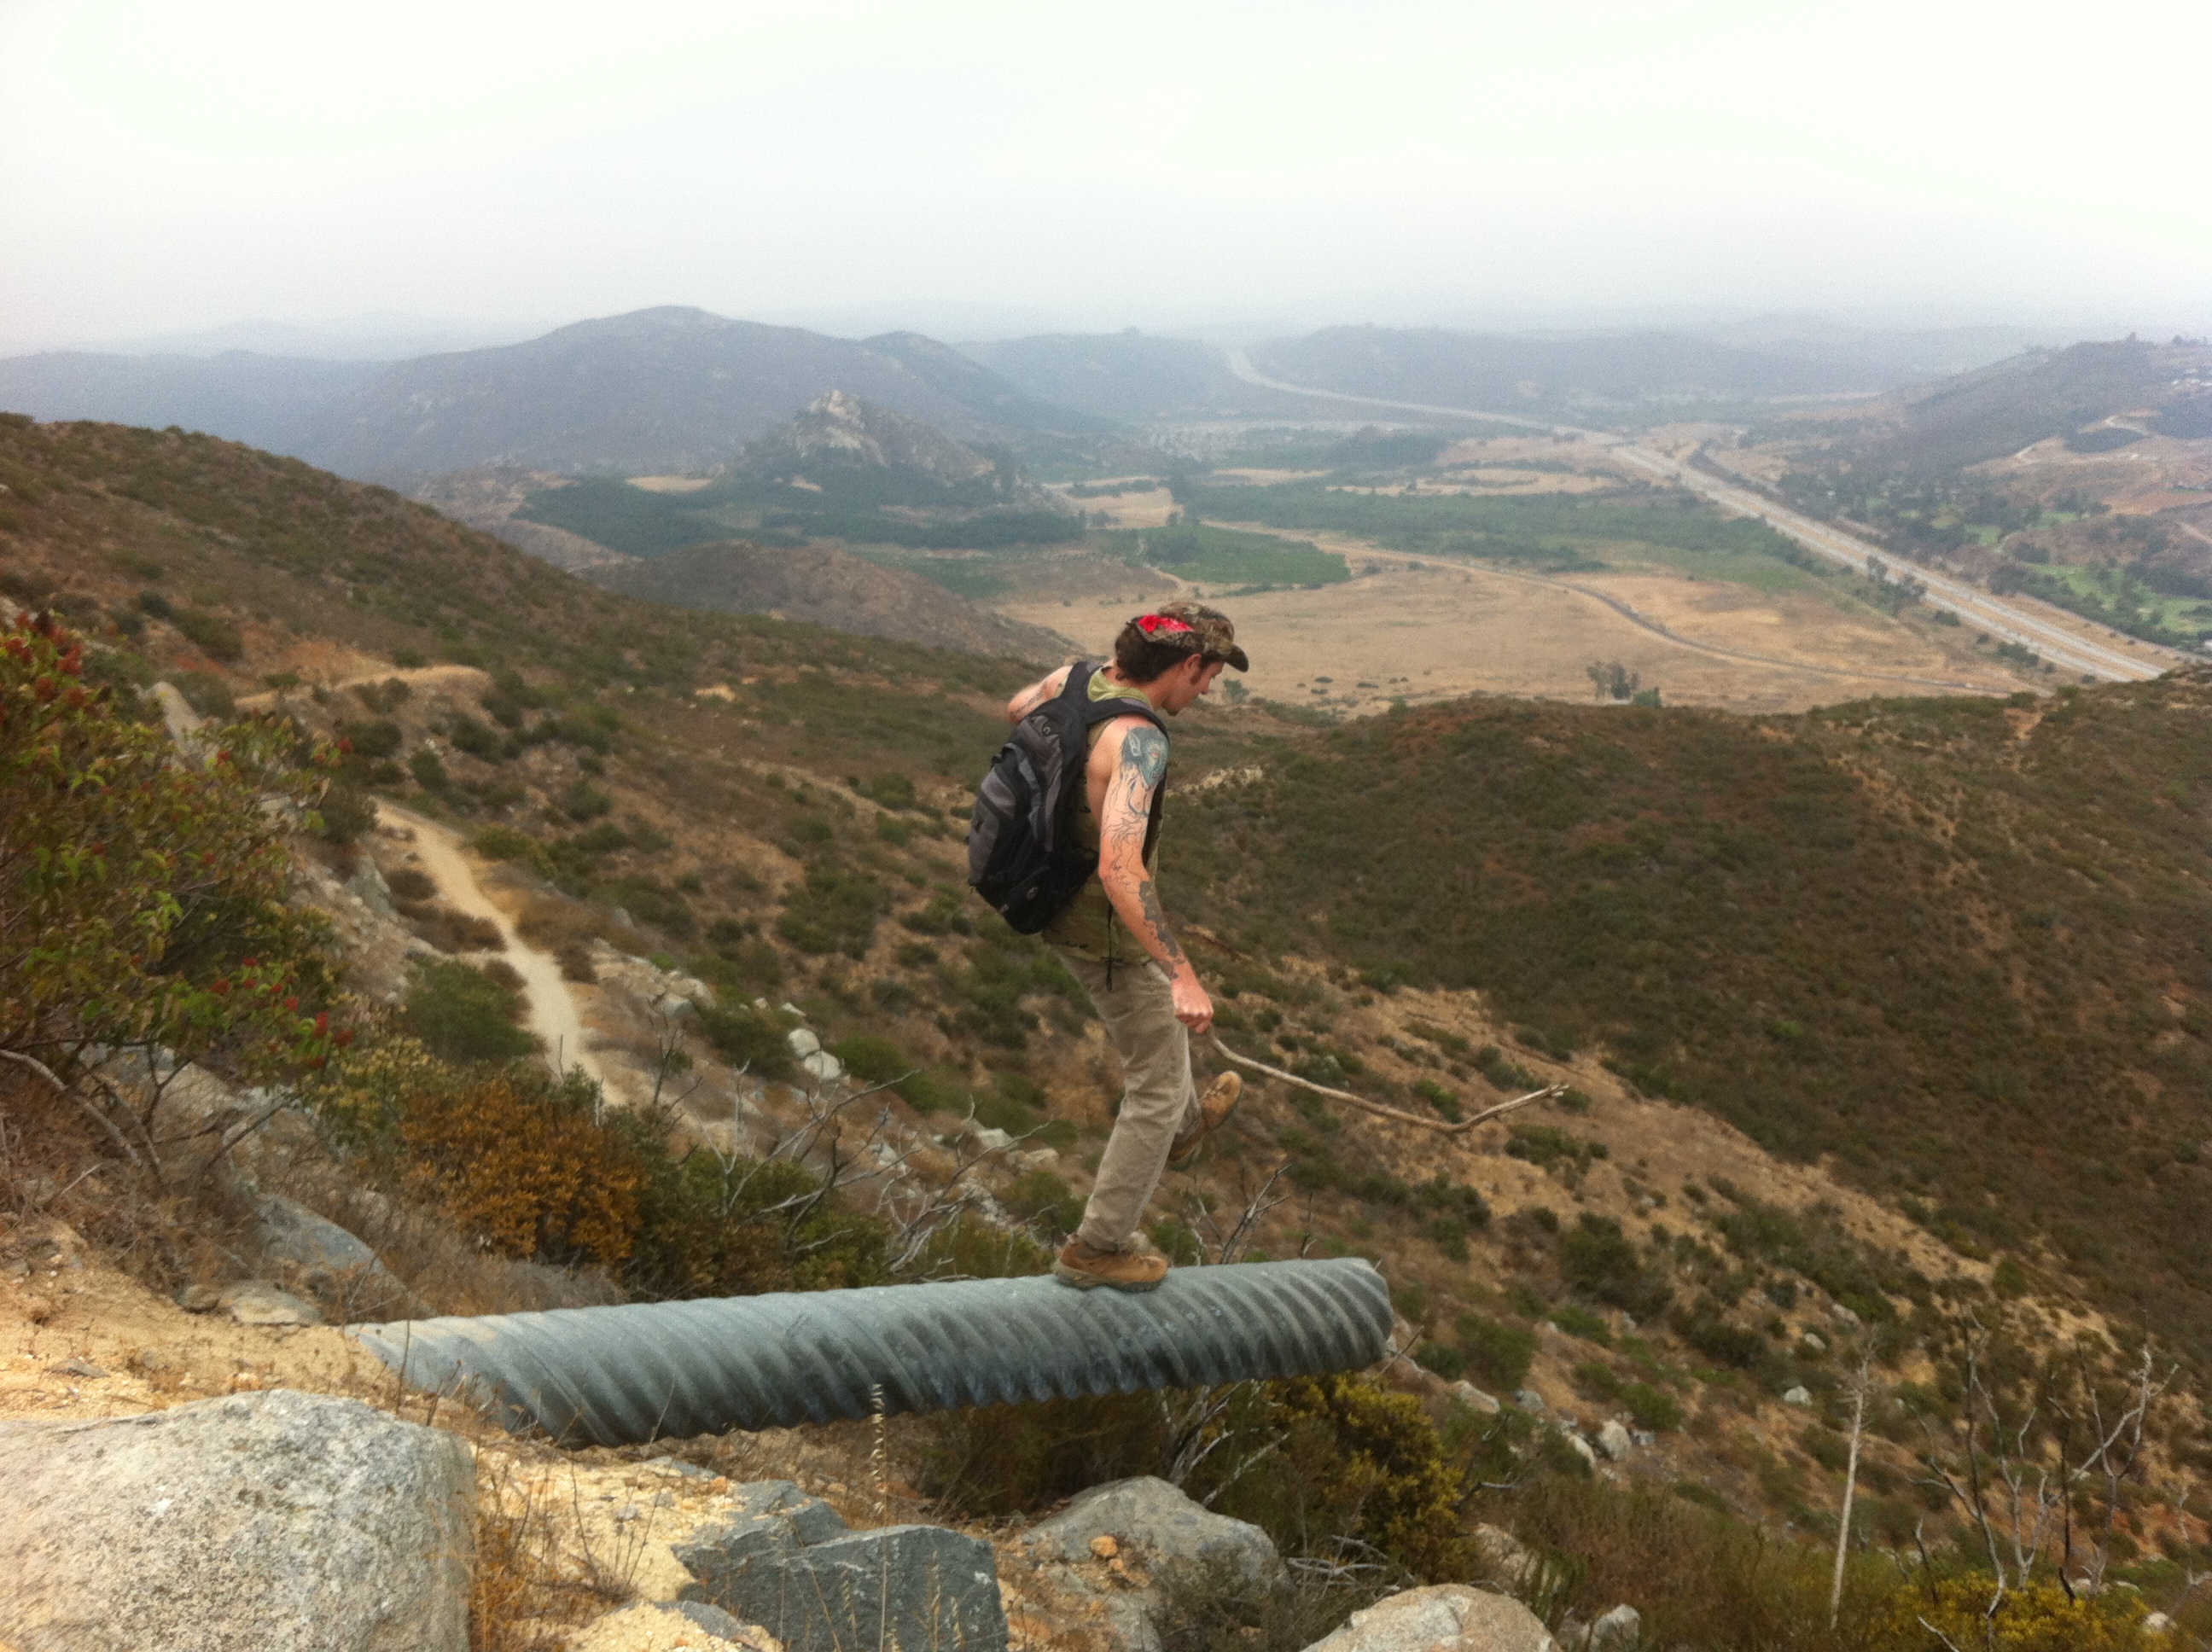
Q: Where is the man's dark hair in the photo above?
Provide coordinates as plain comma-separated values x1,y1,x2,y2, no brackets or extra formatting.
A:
1123,619,1230,685
1112,620,1200,684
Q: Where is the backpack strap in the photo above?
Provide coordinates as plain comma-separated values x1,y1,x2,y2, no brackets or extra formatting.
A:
1066,660,1168,864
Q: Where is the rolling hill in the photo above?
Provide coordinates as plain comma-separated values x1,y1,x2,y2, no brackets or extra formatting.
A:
512,393,1082,557
584,538,1074,663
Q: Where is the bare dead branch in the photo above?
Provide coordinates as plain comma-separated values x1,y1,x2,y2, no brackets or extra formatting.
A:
1210,1036,1563,1134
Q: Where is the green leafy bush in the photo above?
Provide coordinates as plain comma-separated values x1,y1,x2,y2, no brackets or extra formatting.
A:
695,1001,798,1079
171,607,244,661
1455,1312,1538,1391
778,866,890,957
401,957,538,1065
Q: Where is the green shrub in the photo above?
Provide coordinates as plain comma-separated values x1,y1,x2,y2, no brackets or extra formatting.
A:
558,781,613,821
905,1213,1052,1280
1550,1304,1613,1345
894,1067,968,1113
778,866,889,957
695,1001,798,1079
400,957,538,1065
1456,1312,1538,1391
408,748,449,792
172,607,244,661
1001,1168,1086,1240
1621,1381,1684,1431
830,1034,910,1084
1560,1214,1672,1318
469,824,554,877
1416,1340,1468,1380
337,718,402,759
1572,1360,1624,1403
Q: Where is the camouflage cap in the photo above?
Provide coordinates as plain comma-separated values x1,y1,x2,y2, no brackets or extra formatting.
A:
1131,601,1249,671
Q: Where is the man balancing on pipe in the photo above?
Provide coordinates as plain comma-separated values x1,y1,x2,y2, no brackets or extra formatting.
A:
999,603,1249,1292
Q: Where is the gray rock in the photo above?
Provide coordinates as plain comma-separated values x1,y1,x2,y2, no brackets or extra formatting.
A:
667,1598,751,1638
786,1027,823,1059
1301,1584,1556,1651
218,1280,324,1326
1451,1381,1503,1414
1781,1385,1813,1406
343,856,397,919
1800,1331,1826,1353
2145,1610,2176,1634
800,1050,846,1084
252,1194,415,1318
1830,1301,1862,1329
1598,1419,1633,1461
1471,1523,1538,1589
1632,1430,1656,1449
677,1480,1006,1652
1590,1604,1642,1650
1560,1430,1599,1469
1515,1388,1548,1413
0,1388,474,1652
1023,1475,1283,1595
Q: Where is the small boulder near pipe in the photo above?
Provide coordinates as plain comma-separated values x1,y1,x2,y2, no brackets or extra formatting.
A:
0,1388,475,1652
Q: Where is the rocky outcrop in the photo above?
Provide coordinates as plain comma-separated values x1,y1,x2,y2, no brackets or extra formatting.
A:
1301,1585,1556,1652
1013,1476,1284,1652
675,1479,1007,1652
0,1389,474,1652
1023,1476,1282,1594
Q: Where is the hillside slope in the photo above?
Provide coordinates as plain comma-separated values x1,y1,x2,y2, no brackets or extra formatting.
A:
1174,686,2212,1351
585,539,1074,663
15,412,2212,1617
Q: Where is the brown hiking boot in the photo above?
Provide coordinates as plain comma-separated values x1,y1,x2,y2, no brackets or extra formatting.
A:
1052,1239,1169,1293
1167,1072,1243,1169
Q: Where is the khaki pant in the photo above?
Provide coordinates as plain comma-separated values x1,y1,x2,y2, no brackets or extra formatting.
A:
1052,949,1201,1251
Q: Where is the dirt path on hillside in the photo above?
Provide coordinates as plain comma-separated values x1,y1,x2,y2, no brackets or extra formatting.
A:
374,801,606,1088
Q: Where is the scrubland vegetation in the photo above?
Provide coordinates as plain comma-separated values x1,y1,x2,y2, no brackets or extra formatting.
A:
10,412,2212,1648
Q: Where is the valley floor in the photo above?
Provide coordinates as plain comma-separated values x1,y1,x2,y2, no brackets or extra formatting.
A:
992,533,2036,716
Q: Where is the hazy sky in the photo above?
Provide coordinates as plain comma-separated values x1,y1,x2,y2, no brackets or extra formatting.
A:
3,0,2207,352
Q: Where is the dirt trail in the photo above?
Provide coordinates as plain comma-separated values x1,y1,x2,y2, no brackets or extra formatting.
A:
375,801,606,1089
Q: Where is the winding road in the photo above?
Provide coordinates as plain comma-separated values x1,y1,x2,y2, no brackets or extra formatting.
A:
1225,352,2174,684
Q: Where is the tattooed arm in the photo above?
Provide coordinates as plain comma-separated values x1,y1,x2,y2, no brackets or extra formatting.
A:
1096,717,1213,1033
1004,664,1072,725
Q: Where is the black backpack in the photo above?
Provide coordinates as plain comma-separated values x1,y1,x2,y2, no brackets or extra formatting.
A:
967,662,1167,934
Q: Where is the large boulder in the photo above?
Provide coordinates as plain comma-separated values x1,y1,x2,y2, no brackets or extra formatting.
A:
252,1193,418,1319
1302,1585,1556,1652
676,1480,1006,1652
1022,1475,1283,1594
0,1388,474,1652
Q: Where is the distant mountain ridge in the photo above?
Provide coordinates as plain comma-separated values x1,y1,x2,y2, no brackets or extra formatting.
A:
0,308,1105,481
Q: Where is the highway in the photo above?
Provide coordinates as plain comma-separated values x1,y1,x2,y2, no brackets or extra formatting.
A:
1224,351,2171,683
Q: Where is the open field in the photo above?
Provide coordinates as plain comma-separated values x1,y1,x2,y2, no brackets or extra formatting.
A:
994,541,2034,715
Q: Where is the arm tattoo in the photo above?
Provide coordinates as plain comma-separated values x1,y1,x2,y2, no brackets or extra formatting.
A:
1121,725,1168,789
1100,721,1183,965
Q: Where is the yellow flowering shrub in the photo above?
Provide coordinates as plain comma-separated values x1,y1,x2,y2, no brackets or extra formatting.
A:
1875,1575,2150,1652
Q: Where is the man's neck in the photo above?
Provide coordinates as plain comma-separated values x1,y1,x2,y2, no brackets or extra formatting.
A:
1102,664,1175,713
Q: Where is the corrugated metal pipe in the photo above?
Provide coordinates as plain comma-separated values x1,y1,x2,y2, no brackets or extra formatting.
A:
350,1259,1392,1447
